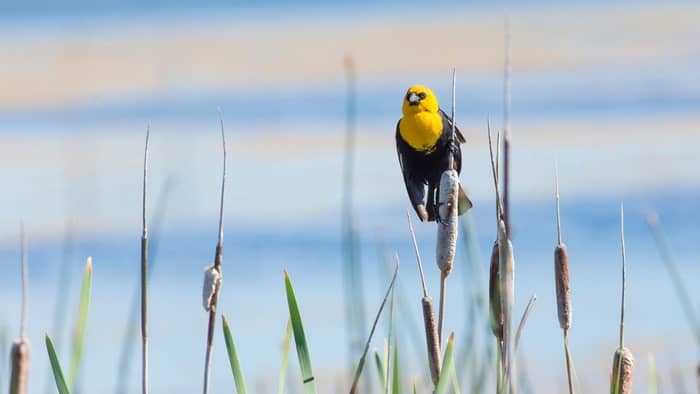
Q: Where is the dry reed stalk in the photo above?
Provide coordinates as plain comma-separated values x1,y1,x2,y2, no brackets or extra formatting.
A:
488,125,516,394
553,163,574,394
435,68,460,348
502,15,512,236
610,204,634,394
9,227,29,394
140,125,150,394
406,211,441,386
202,111,227,394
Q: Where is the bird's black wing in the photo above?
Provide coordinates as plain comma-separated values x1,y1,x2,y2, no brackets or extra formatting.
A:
439,108,466,144
396,120,429,222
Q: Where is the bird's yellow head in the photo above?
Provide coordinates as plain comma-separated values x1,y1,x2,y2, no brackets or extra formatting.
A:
401,85,439,116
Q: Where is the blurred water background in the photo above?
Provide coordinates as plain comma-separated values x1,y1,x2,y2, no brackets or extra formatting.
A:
0,1,699,393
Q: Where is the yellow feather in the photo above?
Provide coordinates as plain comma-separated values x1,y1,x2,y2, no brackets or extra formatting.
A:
399,112,443,153
399,85,443,152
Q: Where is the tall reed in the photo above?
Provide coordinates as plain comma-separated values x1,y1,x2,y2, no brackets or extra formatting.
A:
553,164,575,394
610,205,634,394
9,227,30,394
201,112,227,394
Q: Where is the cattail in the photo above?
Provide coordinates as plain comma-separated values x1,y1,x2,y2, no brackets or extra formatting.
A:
422,296,442,385
610,347,634,394
436,168,459,346
554,163,575,394
202,265,222,312
488,242,503,341
9,339,30,394
436,169,459,275
554,245,571,330
497,218,516,394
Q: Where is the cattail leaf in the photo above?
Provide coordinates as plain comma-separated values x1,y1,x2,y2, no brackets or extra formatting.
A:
222,315,247,394
277,318,292,394
68,257,92,390
45,334,70,394
435,332,455,394
373,351,386,391
283,271,317,394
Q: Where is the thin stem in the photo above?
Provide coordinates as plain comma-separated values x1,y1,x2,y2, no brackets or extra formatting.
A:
141,124,150,394
449,67,456,170
203,112,227,394
438,271,447,348
406,210,428,298
619,203,626,349
563,330,575,394
487,124,504,220
20,223,28,339
555,160,562,246
646,211,700,348
503,15,512,236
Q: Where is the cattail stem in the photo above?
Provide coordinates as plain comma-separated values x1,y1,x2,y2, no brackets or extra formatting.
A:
202,111,227,394
563,331,574,394
611,204,634,394
438,271,447,348
141,125,150,394
406,212,441,387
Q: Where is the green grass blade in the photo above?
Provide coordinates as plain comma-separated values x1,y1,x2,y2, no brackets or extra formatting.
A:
222,315,248,394
435,332,456,394
391,340,399,394
373,351,386,391
46,334,70,394
647,353,657,394
450,361,462,394
277,318,293,394
283,271,317,394
68,257,92,390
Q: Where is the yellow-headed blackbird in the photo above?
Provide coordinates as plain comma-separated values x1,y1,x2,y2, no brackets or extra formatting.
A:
396,84,472,222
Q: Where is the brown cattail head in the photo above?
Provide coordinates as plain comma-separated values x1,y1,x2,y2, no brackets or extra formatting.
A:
9,338,30,394
554,243,572,331
421,296,442,385
610,347,634,394
488,242,504,341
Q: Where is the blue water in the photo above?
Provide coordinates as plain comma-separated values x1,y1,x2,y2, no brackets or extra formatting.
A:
1,189,698,392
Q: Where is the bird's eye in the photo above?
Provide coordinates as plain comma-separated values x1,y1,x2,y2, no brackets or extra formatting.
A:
418,92,426,99
405,93,411,101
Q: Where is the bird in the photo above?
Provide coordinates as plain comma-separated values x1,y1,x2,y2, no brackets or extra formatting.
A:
396,84,472,222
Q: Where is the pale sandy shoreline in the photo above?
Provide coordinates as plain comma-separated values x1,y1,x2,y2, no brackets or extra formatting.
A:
0,3,699,109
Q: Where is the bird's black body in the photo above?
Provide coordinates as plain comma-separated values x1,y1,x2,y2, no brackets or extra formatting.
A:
396,109,470,222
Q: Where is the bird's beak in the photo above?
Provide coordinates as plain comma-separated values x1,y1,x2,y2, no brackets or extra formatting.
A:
408,92,420,105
